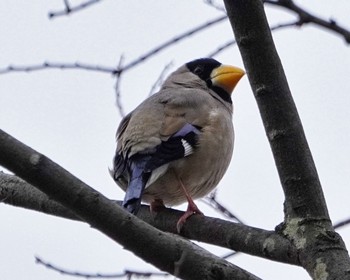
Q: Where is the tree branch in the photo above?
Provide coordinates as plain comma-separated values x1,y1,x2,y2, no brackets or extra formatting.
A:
0,171,299,266
0,16,226,78
48,0,103,19
208,20,298,58
203,0,226,12
0,61,118,75
223,0,350,278
264,0,350,43
120,15,227,72
0,129,260,280
114,55,126,117
334,218,350,230
35,256,169,279
201,190,243,223
225,0,329,221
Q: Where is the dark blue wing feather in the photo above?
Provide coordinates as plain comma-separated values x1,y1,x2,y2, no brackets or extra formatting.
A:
122,155,152,213
113,123,201,214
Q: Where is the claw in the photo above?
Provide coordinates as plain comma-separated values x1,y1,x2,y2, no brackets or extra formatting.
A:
176,201,203,233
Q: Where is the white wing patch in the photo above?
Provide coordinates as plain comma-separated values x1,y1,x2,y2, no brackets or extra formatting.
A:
181,139,194,156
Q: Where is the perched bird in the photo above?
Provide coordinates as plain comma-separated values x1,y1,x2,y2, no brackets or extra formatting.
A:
111,58,244,231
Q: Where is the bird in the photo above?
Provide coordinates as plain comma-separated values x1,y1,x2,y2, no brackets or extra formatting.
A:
111,58,244,232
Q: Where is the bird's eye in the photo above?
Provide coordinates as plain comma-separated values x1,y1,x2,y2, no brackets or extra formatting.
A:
193,66,203,76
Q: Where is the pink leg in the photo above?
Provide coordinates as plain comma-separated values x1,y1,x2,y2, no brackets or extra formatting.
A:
176,177,203,233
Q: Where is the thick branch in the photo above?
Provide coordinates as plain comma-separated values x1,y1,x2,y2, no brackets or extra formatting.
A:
0,129,259,280
225,0,328,220
223,0,350,278
0,172,299,266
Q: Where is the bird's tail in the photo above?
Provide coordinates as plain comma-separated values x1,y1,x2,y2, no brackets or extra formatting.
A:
123,161,150,214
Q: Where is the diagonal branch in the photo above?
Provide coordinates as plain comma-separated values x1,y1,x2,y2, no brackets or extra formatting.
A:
263,0,350,43
0,16,226,77
0,171,299,266
35,256,169,279
208,20,298,57
0,129,260,280
334,218,350,230
203,0,226,12
120,15,227,72
202,191,243,223
48,0,103,19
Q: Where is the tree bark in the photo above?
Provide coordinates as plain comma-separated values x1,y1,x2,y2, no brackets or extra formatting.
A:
223,0,350,279
0,129,260,280
0,172,299,266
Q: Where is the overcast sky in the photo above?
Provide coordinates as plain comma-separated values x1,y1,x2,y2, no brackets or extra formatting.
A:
1,1,350,279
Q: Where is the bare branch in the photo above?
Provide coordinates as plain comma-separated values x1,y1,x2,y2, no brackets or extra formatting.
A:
0,61,118,75
224,0,350,278
48,0,103,19
334,218,350,230
114,56,126,117
0,171,78,221
121,15,227,72
202,191,243,223
208,20,302,57
203,0,226,12
0,129,261,280
35,256,169,279
264,0,350,43
0,172,299,266
222,251,239,260
0,16,226,78
63,0,71,12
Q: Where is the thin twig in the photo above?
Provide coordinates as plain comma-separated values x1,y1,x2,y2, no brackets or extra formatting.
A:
63,0,71,12
208,20,300,57
0,62,118,75
114,56,125,117
263,0,350,43
121,15,227,72
202,190,243,223
222,251,239,259
148,61,174,96
334,218,350,230
0,16,226,77
35,256,169,279
49,0,103,19
203,0,226,12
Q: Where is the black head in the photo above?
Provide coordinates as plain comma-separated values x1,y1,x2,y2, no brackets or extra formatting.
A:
186,58,232,104
186,58,221,82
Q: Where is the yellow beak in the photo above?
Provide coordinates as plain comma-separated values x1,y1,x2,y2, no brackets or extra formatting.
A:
210,65,245,94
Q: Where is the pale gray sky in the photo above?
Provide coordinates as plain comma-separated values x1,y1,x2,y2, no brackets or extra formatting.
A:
1,1,350,279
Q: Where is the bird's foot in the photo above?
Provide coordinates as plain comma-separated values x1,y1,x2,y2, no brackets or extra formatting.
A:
175,175,204,233
176,200,203,233
150,199,166,216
